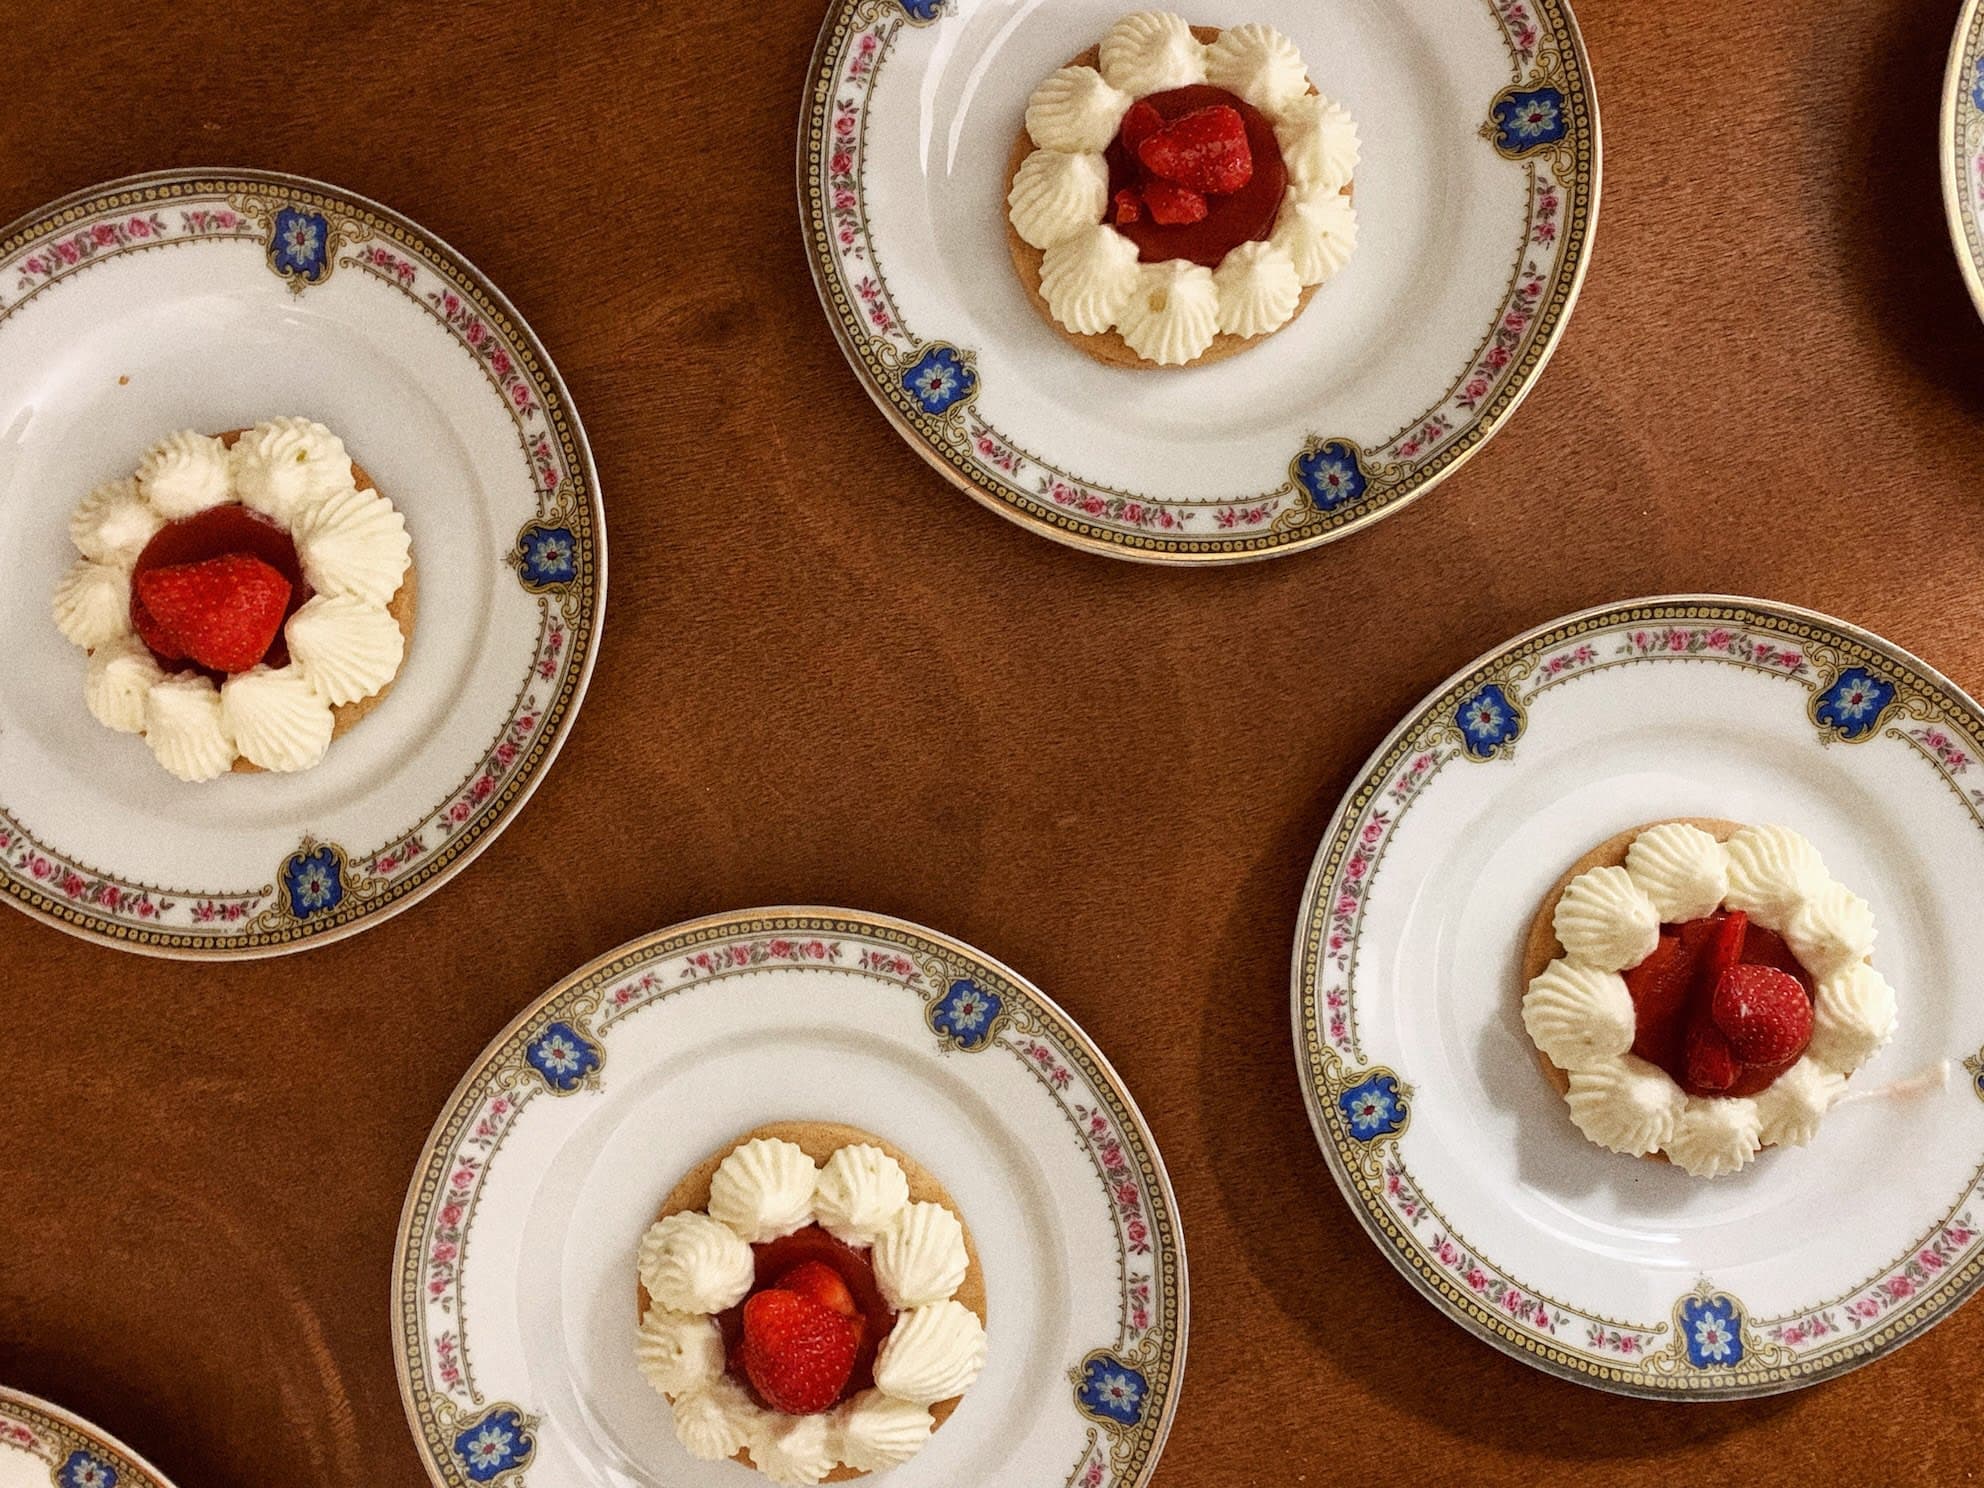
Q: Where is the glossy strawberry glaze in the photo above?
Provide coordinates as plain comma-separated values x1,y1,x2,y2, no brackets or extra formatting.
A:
1106,85,1287,267
717,1225,896,1410
1631,913,1815,1098
130,506,309,674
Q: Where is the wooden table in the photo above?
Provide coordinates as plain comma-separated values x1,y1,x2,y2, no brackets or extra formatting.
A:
4,0,1982,1482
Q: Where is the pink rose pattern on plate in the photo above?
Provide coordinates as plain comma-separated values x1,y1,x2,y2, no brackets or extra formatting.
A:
399,917,1183,1488
1298,602,1984,1392
803,0,1596,555
0,176,599,953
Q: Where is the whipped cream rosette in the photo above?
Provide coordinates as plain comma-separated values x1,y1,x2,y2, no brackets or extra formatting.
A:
636,1121,987,1485
1522,820,1897,1178
1006,11,1359,368
53,420,415,781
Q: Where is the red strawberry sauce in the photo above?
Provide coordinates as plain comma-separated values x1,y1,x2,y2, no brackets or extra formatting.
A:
1106,85,1288,267
130,506,311,675
1624,911,1815,1098
717,1225,896,1410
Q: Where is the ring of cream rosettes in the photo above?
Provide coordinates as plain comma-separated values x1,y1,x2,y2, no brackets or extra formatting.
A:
636,1136,987,1486
1009,10,1360,364
52,419,411,782
1522,823,1899,1178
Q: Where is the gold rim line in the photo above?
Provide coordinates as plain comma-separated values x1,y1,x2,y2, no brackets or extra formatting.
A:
389,906,1191,1488
1288,592,1984,1399
0,1385,180,1487
795,0,1603,565
0,166,607,961
1941,0,1984,320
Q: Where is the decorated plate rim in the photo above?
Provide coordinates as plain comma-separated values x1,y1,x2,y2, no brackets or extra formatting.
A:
1941,0,1984,321
0,166,607,960
1289,592,1984,1399
0,1384,180,1488
389,905,1190,1487
796,0,1604,565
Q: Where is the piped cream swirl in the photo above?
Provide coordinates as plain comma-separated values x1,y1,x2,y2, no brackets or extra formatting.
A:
1117,260,1220,365
1565,1056,1686,1157
638,1211,755,1314
1522,958,1634,1072
232,417,354,525
1666,1098,1763,1179
220,666,335,773
143,674,235,783
1213,241,1303,339
833,1390,934,1472
872,1300,988,1406
872,1201,969,1310
1039,225,1141,335
291,484,411,605
85,635,163,734
1098,10,1209,96
71,478,162,568
1624,822,1730,922
1276,94,1360,193
812,1144,911,1247
1204,23,1308,113
137,430,233,518
285,594,404,707
53,559,131,651
708,1137,818,1243
1025,65,1132,153
1008,148,1109,251
1552,865,1660,972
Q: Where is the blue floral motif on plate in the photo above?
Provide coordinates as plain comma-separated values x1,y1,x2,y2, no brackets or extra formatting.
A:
526,1021,600,1092
1338,1072,1408,1140
901,345,975,415
1076,1354,1149,1426
930,977,1002,1049
282,845,344,919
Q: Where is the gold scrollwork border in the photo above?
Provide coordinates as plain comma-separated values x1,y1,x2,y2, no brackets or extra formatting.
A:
797,0,1602,562
0,170,605,958
1294,596,1984,1397
392,911,1189,1488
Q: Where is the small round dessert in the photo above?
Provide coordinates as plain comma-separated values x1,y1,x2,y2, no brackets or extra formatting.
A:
53,421,415,781
1521,820,1897,1178
1005,13,1359,369
637,1122,987,1484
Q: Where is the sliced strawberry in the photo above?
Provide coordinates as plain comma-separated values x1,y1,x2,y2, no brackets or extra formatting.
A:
1712,964,1813,1066
130,588,187,662
1683,1013,1741,1095
1695,910,1748,998
1138,105,1254,195
1740,924,1812,994
1119,100,1165,158
740,1288,858,1416
133,554,290,675
1112,186,1144,225
777,1261,858,1320
1623,933,1691,1069
1673,914,1723,966
1143,180,1208,225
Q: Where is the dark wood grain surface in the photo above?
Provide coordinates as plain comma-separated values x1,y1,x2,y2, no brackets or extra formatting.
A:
4,0,1984,1483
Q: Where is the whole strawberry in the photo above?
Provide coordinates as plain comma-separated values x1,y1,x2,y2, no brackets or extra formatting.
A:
776,1260,858,1320
1711,964,1813,1066
134,553,290,674
739,1287,858,1416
